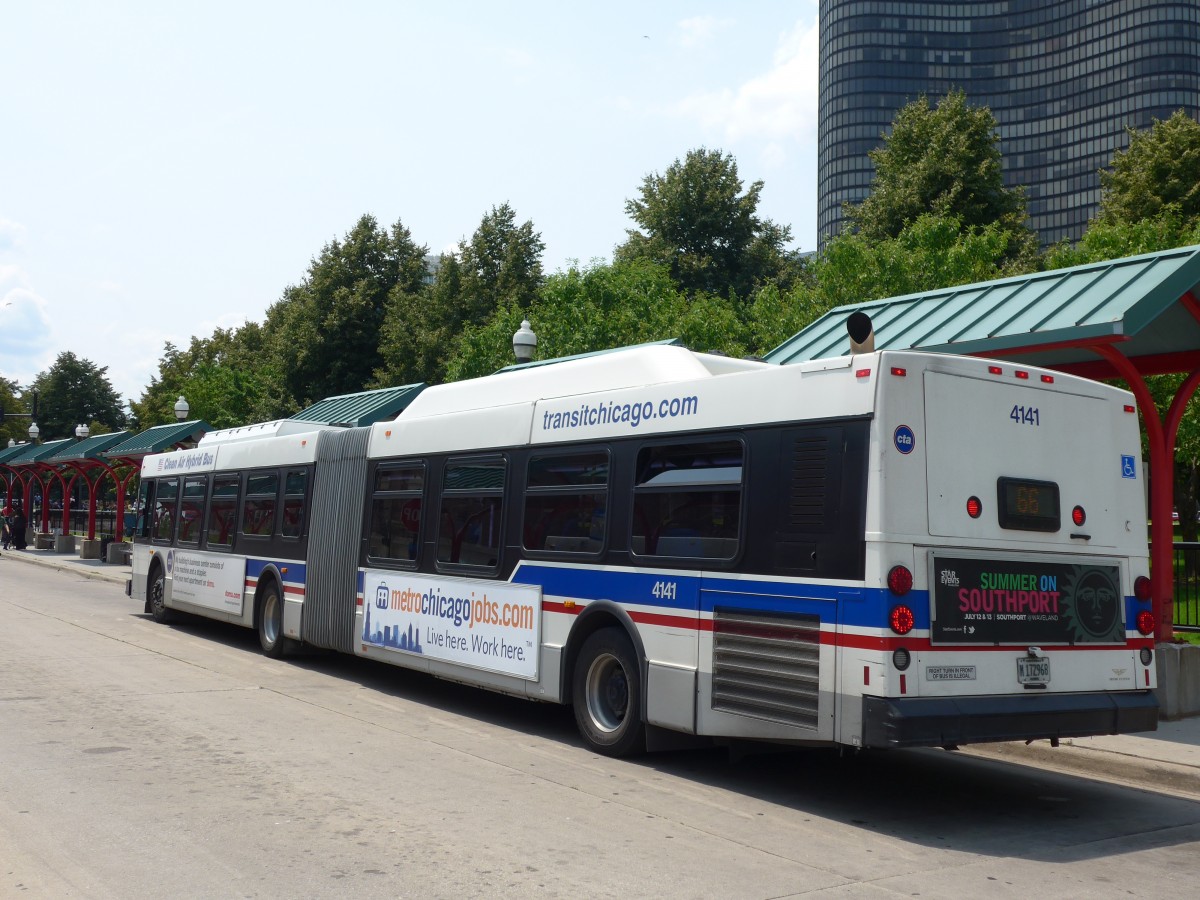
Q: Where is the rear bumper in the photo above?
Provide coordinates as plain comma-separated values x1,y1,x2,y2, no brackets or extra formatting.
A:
862,691,1159,749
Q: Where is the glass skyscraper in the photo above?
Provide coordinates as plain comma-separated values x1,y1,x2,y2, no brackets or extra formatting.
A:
818,1,1200,247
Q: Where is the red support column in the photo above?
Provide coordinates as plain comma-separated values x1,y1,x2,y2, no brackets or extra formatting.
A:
1093,346,1176,641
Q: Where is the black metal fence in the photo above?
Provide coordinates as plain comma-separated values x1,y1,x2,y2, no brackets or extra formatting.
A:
31,510,125,539
1172,542,1200,631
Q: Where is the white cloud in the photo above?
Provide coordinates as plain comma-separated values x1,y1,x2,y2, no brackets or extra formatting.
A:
0,219,28,255
676,15,734,49
673,16,820,152
0,264,54,385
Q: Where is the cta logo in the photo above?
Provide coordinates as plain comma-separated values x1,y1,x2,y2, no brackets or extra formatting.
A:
894,424,916,455
375,582,389,609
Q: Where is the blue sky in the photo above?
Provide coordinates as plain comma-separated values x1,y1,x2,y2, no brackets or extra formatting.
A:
0,1,820,406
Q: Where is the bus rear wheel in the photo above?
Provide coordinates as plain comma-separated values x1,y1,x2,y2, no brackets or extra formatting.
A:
573,628,645,757
256,581,296,658
148,563,175,624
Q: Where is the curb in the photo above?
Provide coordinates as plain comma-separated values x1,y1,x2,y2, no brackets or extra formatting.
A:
962,740,1200,800
1,548,129,586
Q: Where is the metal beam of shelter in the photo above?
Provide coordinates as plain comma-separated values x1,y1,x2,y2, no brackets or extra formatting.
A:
765,243,1200,641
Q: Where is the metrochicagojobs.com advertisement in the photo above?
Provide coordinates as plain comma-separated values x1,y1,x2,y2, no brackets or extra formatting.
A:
361,572,541,680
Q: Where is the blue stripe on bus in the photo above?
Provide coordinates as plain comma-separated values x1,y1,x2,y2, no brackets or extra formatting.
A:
245,557,307,582
510,562,931,629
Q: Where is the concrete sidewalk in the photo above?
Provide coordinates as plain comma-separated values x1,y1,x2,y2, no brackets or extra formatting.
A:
3,545,1197,796
1,544,130,587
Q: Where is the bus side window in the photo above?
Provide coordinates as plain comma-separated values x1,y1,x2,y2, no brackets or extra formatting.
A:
207,475,240,550
437,457,505,569
178,476,207,546
153,477,179,544
281,469,308,539
242,472,279,538
368,463,425,564
523,451,609,555
631,440,743,560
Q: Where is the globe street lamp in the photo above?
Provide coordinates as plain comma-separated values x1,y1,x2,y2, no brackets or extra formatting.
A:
513,319,537,362
174,396,190,421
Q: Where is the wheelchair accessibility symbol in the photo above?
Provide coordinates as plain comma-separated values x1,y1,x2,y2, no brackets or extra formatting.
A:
1121,455,1136,479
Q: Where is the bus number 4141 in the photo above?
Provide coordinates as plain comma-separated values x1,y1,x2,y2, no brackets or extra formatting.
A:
1010,405,1040,426
652,581,678,601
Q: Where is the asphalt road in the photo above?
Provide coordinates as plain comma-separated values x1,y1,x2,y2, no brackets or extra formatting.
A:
3,560,1200,899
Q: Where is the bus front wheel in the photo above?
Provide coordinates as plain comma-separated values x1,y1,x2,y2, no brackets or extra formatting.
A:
148,564,175,624
256,581,296,658
573,627,645,757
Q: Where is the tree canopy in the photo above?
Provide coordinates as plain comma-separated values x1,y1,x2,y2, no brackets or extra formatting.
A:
131,323,286,430
1098,109,1200,228
374,203,544,388
28,352,126,440
617,147,797,299
264,214,429,406
844,90,1036,267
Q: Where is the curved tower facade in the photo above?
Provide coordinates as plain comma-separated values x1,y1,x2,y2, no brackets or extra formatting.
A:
818,1,1200,247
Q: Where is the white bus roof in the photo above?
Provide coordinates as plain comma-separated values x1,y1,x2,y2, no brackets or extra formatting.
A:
197,419,340,446
396,345,767,420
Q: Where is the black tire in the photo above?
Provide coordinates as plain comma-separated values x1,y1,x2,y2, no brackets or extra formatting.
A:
256,581,296,658
572,627,645,757
147,562,175,624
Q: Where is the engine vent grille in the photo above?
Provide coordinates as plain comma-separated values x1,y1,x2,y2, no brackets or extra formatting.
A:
788,435,829,528
712,608,821,729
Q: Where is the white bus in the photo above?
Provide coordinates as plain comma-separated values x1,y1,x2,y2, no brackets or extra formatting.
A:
130,329,1158,755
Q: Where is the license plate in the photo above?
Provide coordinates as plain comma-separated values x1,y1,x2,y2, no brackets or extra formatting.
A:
1017,657,1050,685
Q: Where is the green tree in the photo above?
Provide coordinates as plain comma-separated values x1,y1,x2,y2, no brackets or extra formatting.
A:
750,214,1018,356
0,375,28,447
1098,110,1200,227
132,322,288,430
617,147,797,300
444,258,747,382
28,352,125,440
376,205,544,387
845,90,1036,267
265,214,429,406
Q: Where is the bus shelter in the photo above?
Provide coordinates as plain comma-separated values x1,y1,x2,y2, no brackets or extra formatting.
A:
766,243,1200,642
0,419,211,549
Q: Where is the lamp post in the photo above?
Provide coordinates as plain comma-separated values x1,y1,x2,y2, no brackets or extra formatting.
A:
27,422,39,443
513,319,537,362
174,396,189,421
75,423,90,440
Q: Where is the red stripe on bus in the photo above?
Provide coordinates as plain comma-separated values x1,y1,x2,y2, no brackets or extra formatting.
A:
541,601,1154,652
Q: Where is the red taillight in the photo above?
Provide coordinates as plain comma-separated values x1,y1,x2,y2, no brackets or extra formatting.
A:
890,605,915,635
887,565,913,596
856,368,872,378
1133,576,1152,601
1124,404,1136,414
1072,505,1086,526
1041,374,1054,383
966,496,982,518
1015,370,1029,380
1136,610,1155,636
988,365,1003,375
890,367,906,377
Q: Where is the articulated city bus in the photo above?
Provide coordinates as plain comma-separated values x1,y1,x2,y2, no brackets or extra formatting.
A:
130,332,1158,755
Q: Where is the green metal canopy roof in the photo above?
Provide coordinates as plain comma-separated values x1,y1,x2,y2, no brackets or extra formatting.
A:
0,443,33,465
103,420,213,460
764,244,1200,377
43,431,131,464
1,438,74,466
290,384,425,427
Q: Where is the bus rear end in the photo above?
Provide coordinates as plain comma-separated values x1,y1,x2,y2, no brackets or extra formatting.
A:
852,351,1158,749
